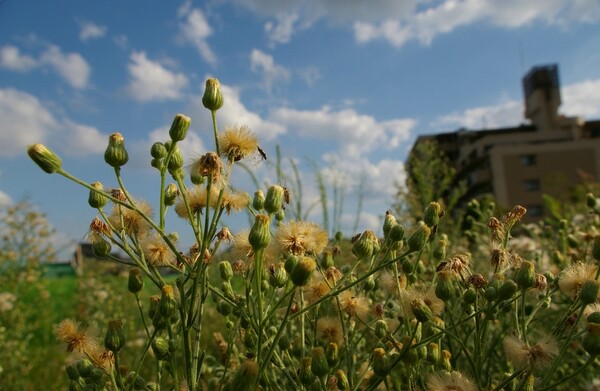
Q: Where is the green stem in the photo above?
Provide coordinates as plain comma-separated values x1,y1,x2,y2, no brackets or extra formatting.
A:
211,110,220,155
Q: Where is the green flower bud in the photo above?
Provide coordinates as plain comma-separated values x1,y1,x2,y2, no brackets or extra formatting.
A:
326,342,339,367
253,190,265,211
248,214,271,253
158,285,178,319
275,209,285,222
427,342,440,364
76,359,94,378
125,372,146,390
372,348,390,377
128,268,144,294
290,256,317,286
190,170,204,185
593,236,600,262
164,183,179,206
407,222,431,253
311,346,329,377
320,250,334,269
150,142,168,159
435,270,456,301
299,357,315,386
464,287,477,304
336,369,350,390
167,147,184,171
388,224,405,243
88,182,107,209
202,78,224,112
104,132,129,167
424,201,443,228
264,185,284,214
151,158,163,170
401,260,414,274
284,254,298,274
583,325,600,356
268,263,288,288
65,363,80,380
168,113,191,142
89,367,104,382
515,261,536,290
586,193,597,209
170,167,185,181
383,211,397,238
483,286,498,302
352,230,378,259
104,320,125,352
580,280,600,305
216,301,231,316
440,350,452,372
567,234,580,249
497,279,518,301
219,261,234,281
92,237,111,257
410,299,433,323
433,238,447,261
278,334,290,350
228,360,259,391
244,328,257,349
148,295,160,320
364,275,376,291
374,319,388,339
27,143,62,174
588,312,600,324
221,281,235,300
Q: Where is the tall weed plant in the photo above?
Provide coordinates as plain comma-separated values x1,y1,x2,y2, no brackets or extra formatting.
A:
27,78,600,390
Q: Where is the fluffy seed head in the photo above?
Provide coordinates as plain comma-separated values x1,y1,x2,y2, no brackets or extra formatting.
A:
503,335,558,370
218,125,259,162
426,370,476,391
276,220,328,256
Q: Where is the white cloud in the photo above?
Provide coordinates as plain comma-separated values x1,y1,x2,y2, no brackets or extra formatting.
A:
562,79,600,118
250,49,290,91
270,106,415,155
40,45,91,88
352,0,600,48
297,66,322,87
0,88,107,157
0,191,12,207
126,51,188,101
0,45,37,71
78,21,107,41
264,12,300,45
177,2,217,65
432,99,522,130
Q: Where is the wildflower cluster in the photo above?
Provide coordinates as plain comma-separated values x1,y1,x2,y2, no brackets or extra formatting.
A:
27,78,600,390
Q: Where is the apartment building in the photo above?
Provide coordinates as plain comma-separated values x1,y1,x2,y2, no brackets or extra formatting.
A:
410,65,600,220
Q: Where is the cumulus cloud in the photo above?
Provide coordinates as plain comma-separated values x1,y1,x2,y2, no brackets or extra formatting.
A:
126,51,188,101
562,79,600,118
353,0,600,48
177,2,217,65
39,45,91,88
250,49,290,92
0,191,12,207
264,12,300,45
0,45,37,71
0,88,107,157
270,106,415,155
432,99,522,130
78,20,107,41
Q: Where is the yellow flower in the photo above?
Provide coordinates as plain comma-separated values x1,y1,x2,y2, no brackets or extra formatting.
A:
426,371,476,391
218,125,259,162
558,262,599,299
503,335,558,370
275,220,328,256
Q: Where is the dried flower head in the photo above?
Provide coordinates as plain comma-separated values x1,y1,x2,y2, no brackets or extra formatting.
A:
110,189,127,202
275,220,328,256
108,201,152,236
505,205,527,224
503,335,558,370
89,217,111,236
175,186,219,219
338,290,370,320
317,317,344,346
426,370,476,391
218,125,259,162
558,262,599,299
189,152,223,183
141,234,177,267
55,319,98,354
437,253,471,277
467,274,488,289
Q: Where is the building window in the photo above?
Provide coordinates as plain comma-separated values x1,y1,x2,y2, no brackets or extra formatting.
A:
523,179,541,191
521,154,537,166
527,205,544,217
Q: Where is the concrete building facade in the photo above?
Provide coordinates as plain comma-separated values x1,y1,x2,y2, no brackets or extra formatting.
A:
410,65,600,220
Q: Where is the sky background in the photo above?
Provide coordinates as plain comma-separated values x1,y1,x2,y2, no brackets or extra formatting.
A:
1,0,600,258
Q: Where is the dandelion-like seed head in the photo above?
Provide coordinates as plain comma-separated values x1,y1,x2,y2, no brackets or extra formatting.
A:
219,125,259,162
108,200,152,236
402,288,444,319
141,234,177,267
55,319,98,354
558,262,599,299
317,317,344,346
275,220,328,256
503,335,558,370
175,186,219,219
338,290,370,320
220,190,249,215
305,275,332,303
426,370,476,391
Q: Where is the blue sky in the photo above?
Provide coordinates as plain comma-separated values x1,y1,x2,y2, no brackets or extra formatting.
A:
1,0,600,257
